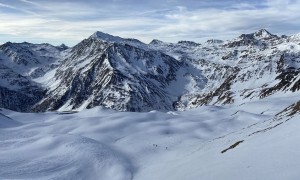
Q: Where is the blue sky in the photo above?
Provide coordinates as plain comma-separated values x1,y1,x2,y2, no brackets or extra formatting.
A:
0,0,300,46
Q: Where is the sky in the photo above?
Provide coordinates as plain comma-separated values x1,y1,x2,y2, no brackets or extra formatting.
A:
0,0,300,46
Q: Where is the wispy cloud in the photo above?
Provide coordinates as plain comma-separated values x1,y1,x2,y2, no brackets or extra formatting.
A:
0,2,39,15
19,0,43,7
0,0,300,45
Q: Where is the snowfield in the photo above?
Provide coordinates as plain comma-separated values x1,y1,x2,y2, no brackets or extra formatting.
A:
1,94,300,180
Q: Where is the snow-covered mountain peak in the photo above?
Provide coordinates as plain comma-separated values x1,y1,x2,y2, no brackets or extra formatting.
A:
288,33,300,42
254,29,275,38
149,39,165,45
177,40,200,47
206,39,224,44
90,31,148,50
57,43,69,50
237,29,278,41
224,29,280,48
91,31,124,43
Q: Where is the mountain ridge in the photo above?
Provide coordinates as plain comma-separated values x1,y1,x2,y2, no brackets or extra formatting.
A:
0,29,300,113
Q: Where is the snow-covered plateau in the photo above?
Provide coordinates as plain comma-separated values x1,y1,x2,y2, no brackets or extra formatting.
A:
1,29,300,179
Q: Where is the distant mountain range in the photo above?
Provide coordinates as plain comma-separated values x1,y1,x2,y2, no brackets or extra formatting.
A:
1,29,300,114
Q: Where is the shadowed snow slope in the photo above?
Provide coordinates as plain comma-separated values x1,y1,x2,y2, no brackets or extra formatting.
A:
0,112,21,128
1,92,300,179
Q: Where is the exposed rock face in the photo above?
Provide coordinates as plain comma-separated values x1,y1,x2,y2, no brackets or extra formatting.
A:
0,42,65,111
1,29,300,112
0,86,44,112
33,34,184,112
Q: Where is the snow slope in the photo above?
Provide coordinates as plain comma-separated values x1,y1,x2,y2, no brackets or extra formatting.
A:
1,92,299,180
0,111,21,128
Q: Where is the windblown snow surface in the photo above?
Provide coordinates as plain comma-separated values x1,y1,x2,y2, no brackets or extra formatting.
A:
1,93,300,180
